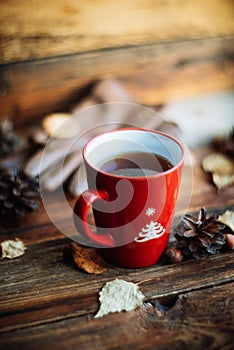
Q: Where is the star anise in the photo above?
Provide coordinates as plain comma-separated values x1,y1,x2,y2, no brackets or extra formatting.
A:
0,168,40,216
170,208,233,260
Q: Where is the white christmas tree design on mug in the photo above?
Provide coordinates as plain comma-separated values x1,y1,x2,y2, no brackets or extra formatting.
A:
134,207,165,243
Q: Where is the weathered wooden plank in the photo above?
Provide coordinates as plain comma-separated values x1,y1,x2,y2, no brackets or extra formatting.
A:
0,282,233,350
0,237,233,333
0,221,63,245
0,193,76,237
1,36,233,125
0,0,234,63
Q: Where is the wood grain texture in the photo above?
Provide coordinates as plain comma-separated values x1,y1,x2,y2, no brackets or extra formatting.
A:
0,192,76,237
0,0,234,63
0,276,233,349
0,237,233,334
1,36,234,125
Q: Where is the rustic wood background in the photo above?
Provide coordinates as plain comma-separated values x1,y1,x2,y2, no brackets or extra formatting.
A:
1,0,234,63
0,3,234,348
0,0,234,126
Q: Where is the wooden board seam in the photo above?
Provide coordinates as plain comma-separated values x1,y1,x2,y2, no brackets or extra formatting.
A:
1,278,233,335
1,34,234,67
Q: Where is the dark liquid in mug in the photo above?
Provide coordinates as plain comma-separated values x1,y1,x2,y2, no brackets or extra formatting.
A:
100,152,173,177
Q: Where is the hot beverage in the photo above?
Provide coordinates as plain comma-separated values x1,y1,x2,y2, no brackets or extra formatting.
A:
100,151,173,177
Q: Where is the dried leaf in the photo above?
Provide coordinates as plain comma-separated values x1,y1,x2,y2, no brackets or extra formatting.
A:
212,172,234,190
202,152,234,189
0,238,26,259
219,210,234,232
70,242,108,275
202,153,234,175
95,279,145,318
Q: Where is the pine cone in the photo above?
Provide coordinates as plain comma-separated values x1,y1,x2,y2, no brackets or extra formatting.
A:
0,168,40,215
174,208,227,259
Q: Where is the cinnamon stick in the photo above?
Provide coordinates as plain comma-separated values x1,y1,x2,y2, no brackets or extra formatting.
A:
41,151,82,192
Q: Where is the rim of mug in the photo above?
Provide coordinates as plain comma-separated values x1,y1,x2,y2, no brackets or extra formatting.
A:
82,127,185,179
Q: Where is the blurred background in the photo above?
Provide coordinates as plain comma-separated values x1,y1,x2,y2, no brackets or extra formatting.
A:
0,0,233,146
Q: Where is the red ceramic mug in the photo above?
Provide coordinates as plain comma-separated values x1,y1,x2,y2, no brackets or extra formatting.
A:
74,128,184,268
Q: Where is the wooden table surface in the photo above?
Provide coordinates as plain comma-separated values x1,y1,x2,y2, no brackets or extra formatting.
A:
0,146,234,350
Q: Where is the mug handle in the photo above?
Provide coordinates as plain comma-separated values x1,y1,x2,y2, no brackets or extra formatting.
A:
73,189,115,247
